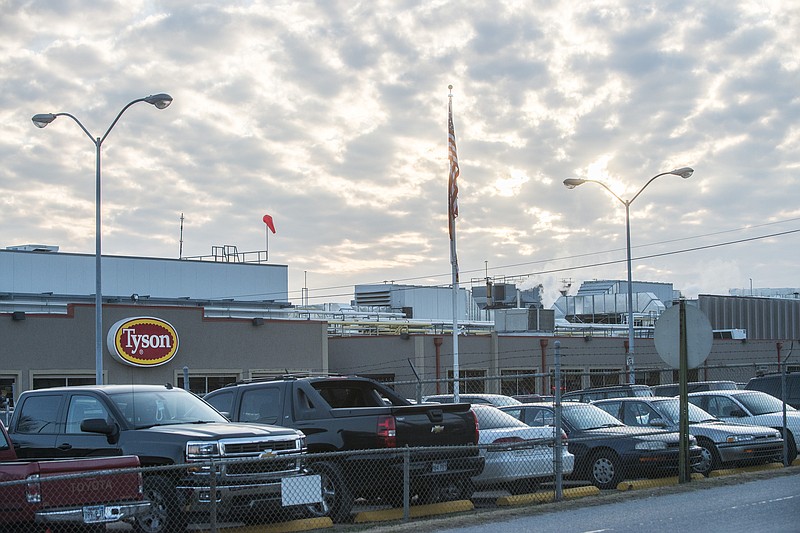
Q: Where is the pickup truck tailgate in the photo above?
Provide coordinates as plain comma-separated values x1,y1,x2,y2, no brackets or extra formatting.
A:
392,404,477,447
35,455,143,507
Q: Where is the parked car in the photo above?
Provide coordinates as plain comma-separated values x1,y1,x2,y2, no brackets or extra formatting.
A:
470,405,574,494
512,394,554,403
651,380,738,397
422,393,522,407
688,390,800,463
745,372,800,409
562,384,654,403
592,397,784,476
500,402,702,489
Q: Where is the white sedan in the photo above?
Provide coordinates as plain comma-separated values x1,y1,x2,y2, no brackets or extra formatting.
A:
471,405,574,494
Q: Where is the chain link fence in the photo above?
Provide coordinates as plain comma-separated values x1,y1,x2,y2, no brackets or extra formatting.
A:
1,370,796,532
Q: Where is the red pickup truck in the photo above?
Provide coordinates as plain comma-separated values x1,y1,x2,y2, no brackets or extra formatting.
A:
0,422,149,531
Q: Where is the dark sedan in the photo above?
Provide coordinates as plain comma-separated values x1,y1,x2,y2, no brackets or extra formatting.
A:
500,402,702,489
592,397,783,476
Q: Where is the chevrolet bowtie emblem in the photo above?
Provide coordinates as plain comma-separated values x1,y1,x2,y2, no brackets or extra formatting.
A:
431,425,444,434
259,450,275,458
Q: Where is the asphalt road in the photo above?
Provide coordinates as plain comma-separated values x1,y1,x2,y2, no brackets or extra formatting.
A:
357,469,800,533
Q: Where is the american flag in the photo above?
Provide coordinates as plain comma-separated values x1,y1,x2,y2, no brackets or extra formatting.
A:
448,96,459,241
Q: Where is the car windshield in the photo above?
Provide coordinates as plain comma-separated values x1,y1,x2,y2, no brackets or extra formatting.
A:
563,404,625,430
653,399,717,423
734,391,796,415
110,389,228,428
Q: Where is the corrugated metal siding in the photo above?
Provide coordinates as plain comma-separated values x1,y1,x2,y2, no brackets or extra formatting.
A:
700,294,800,340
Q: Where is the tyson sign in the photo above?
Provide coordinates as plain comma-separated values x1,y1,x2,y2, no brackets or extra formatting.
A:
107,317,179,367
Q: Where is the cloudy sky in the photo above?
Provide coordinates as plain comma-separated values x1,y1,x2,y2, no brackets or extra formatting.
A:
2,0,798,307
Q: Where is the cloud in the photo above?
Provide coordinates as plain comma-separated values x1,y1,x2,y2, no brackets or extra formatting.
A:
2,0,798,307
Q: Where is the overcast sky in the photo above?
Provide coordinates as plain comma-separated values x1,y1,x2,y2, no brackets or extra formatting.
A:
2,1,798,307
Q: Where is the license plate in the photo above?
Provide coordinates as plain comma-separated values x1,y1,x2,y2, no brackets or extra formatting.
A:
83,505,106,523
432,461,447,473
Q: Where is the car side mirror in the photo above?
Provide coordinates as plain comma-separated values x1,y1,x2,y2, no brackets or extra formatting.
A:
648,418,668,428
81,418,120,444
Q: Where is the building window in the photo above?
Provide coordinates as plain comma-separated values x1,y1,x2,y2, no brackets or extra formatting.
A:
590,368,623,388
447,370,486,394
637,370,661,386
671,369,699,383
552,368,583,394
500,369,537,397
33,375,95,389
1,377,16,408
177,374,238,396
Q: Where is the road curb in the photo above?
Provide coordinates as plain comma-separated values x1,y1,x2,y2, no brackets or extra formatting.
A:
353,500,474,523
709,462,784,477
617,473,704,491
194,517,334,532
496,485,600,506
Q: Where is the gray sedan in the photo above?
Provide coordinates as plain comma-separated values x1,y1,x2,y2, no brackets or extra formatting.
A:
593,397,784,476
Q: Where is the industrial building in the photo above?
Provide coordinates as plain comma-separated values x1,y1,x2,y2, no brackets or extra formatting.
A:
1,246,798,404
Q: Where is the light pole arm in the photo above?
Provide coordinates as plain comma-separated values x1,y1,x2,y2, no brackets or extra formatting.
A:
577,179,626,207
51,113,97,145
629,171,674,205
99,97,150,144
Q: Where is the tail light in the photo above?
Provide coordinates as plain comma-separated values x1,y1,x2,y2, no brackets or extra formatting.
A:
377,415,396,448
26,474,41,503
470,409,479,444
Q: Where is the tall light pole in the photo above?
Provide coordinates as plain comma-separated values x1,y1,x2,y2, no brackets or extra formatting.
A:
564,166,694,384
32,93,173,385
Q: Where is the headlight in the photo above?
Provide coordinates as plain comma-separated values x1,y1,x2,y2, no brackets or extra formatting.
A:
726,434,755,443
635,440,668,451
186,440,221,459
298,435,307,451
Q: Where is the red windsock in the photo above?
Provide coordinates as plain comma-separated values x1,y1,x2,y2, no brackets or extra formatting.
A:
262,214,276,234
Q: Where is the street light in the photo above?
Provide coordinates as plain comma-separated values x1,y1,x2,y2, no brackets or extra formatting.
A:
32,93,173,385
563,166,694,384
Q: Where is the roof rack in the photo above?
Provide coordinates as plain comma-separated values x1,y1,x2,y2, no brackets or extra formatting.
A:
224,371,347,387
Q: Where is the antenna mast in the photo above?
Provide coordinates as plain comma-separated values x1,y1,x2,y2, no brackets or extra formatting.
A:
179,213,184,259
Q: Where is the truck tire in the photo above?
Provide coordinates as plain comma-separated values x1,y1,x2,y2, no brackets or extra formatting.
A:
305,461,353,523
135,475,187,533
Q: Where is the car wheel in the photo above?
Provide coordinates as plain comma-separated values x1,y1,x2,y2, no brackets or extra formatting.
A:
305,461,353,523
693,439,720,477
135,475,187,533
590,450,624,490
782,430,797,464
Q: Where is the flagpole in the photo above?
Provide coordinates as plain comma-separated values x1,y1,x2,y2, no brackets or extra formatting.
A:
447,85,461,403
265,224,269,261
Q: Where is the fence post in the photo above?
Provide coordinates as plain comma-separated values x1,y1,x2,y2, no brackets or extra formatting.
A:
554,340,563,501
403,446,410,520
209,460,218,532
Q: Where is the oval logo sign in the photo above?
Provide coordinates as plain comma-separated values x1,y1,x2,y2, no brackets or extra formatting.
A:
107,317,179,367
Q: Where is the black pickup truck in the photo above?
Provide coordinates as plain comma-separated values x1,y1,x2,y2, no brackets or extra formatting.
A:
204,375,484,522
7,384,312,532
